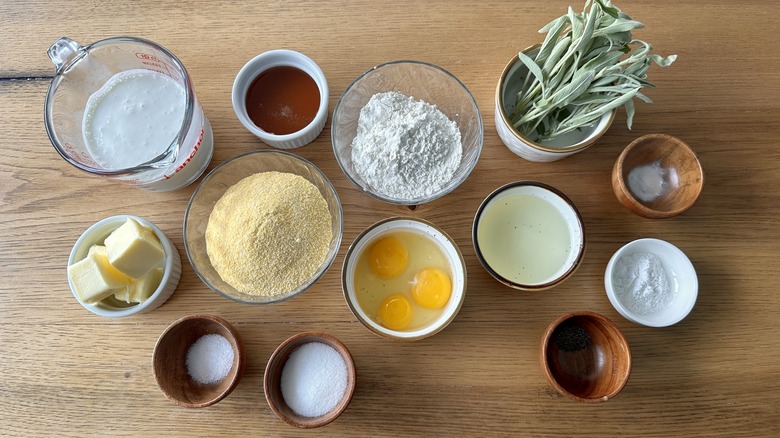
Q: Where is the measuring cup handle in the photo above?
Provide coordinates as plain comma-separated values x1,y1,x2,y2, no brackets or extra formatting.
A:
48,37,84,73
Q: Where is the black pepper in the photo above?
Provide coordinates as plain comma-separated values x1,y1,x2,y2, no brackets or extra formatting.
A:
553,323,592,352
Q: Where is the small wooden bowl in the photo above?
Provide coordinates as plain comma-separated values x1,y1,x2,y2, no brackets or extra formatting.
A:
612,134,704,218
540,311,631,403
152,314,245,408
264,332,356,428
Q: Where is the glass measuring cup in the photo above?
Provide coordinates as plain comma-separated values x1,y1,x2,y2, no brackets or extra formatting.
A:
44,36,214,192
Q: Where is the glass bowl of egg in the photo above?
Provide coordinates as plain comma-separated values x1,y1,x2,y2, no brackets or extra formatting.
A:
341,217,466,341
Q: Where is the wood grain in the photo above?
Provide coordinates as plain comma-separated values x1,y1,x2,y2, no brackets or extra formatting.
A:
2,0,780,436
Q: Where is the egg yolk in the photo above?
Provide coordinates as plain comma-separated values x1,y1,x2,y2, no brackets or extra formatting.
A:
377,294,413,330
411,268,452,309
368,237,408,279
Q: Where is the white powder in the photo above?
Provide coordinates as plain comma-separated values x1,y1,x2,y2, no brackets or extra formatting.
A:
185,334,234,384
612,251,674,315
351,91,462,201
281,342,348,418
627,161,678,202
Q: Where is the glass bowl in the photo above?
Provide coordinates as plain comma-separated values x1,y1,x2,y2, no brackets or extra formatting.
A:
331,61,483,205
184,150,343,304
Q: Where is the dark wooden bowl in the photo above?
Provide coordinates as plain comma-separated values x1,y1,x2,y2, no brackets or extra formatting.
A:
540,311,631,403
612,134,704,218
264,332,356,428
152,314,245,408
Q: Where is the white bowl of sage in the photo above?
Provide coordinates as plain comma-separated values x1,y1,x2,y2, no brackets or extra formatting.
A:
495,0,676,162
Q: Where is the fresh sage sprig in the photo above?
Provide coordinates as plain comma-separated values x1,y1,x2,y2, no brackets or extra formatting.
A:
509,0,676,142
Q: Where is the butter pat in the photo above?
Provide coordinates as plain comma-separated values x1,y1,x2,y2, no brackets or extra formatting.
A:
105,218,165,279
68,245,132,304
114,267,164,304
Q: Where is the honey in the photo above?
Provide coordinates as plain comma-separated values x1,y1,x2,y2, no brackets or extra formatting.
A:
245,66,319,135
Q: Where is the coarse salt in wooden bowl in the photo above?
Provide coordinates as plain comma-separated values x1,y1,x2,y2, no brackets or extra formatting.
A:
612,133,704,219
264,332,356,428
152,314,245,408
540,311,631,403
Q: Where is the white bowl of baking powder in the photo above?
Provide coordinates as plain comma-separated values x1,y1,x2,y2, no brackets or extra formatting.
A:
604,238,698,327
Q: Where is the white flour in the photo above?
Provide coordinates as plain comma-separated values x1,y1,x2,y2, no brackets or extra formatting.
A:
612,251,674,315
351,91,462,200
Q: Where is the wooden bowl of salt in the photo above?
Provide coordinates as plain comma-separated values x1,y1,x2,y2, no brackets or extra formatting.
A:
612,134,704,218
540,311,631,403
264,332,356,428
152,314,245,408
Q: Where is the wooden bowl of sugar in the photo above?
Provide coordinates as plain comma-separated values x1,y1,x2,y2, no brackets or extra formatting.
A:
264,332,356,428
152,314,245,408
612,134,704,219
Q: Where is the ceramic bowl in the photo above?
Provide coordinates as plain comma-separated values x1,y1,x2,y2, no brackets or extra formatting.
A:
540,311,631,403
184,150,343,304
331,60,483,205
472,181,585,290
67,215,181,317
604,238,698,327
612,134,704,218
264,332,356,428
232,49,329,149
495,45,615,162
342,217,467,341
152,314,246,408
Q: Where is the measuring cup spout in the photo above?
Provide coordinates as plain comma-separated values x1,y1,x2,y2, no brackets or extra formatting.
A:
48,37,84,73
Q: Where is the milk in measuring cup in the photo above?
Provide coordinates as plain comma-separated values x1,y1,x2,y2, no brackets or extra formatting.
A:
46,36,213,192
83,70,185,168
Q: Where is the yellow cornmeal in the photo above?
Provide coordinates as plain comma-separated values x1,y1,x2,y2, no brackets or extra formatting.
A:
205,171,332,297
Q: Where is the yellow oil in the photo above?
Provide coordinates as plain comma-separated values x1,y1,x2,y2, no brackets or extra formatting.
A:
354,231,451,331
477,194,571,284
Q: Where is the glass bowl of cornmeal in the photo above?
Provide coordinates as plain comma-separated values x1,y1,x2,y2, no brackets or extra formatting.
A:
331,61,483,206
184,150,343,304
341,217,466,341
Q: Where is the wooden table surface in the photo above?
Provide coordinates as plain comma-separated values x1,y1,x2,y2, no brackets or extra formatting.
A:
2,1,779,436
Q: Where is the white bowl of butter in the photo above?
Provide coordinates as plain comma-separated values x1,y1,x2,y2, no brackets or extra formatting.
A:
67,215,181,317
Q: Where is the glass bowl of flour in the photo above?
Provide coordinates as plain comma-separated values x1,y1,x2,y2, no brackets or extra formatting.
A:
331,61,483,205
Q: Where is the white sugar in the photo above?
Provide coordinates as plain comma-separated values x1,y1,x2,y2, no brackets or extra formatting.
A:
280,342,348,418
627,160,678,202
185,334,234,384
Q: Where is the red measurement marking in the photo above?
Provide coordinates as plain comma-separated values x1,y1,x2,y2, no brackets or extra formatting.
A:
162,128,204,180
63,142,97,167
136,52,173,76
136,52,162,63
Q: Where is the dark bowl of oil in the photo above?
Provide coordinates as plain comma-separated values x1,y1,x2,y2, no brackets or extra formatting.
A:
540,311,631,403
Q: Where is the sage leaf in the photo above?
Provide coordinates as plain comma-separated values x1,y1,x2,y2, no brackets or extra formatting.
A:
625,98,635,129
543,36,572,74
537,17,567,64
596,0,620,18
518,51,545,91
593,18,644,37
573,2,599,54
